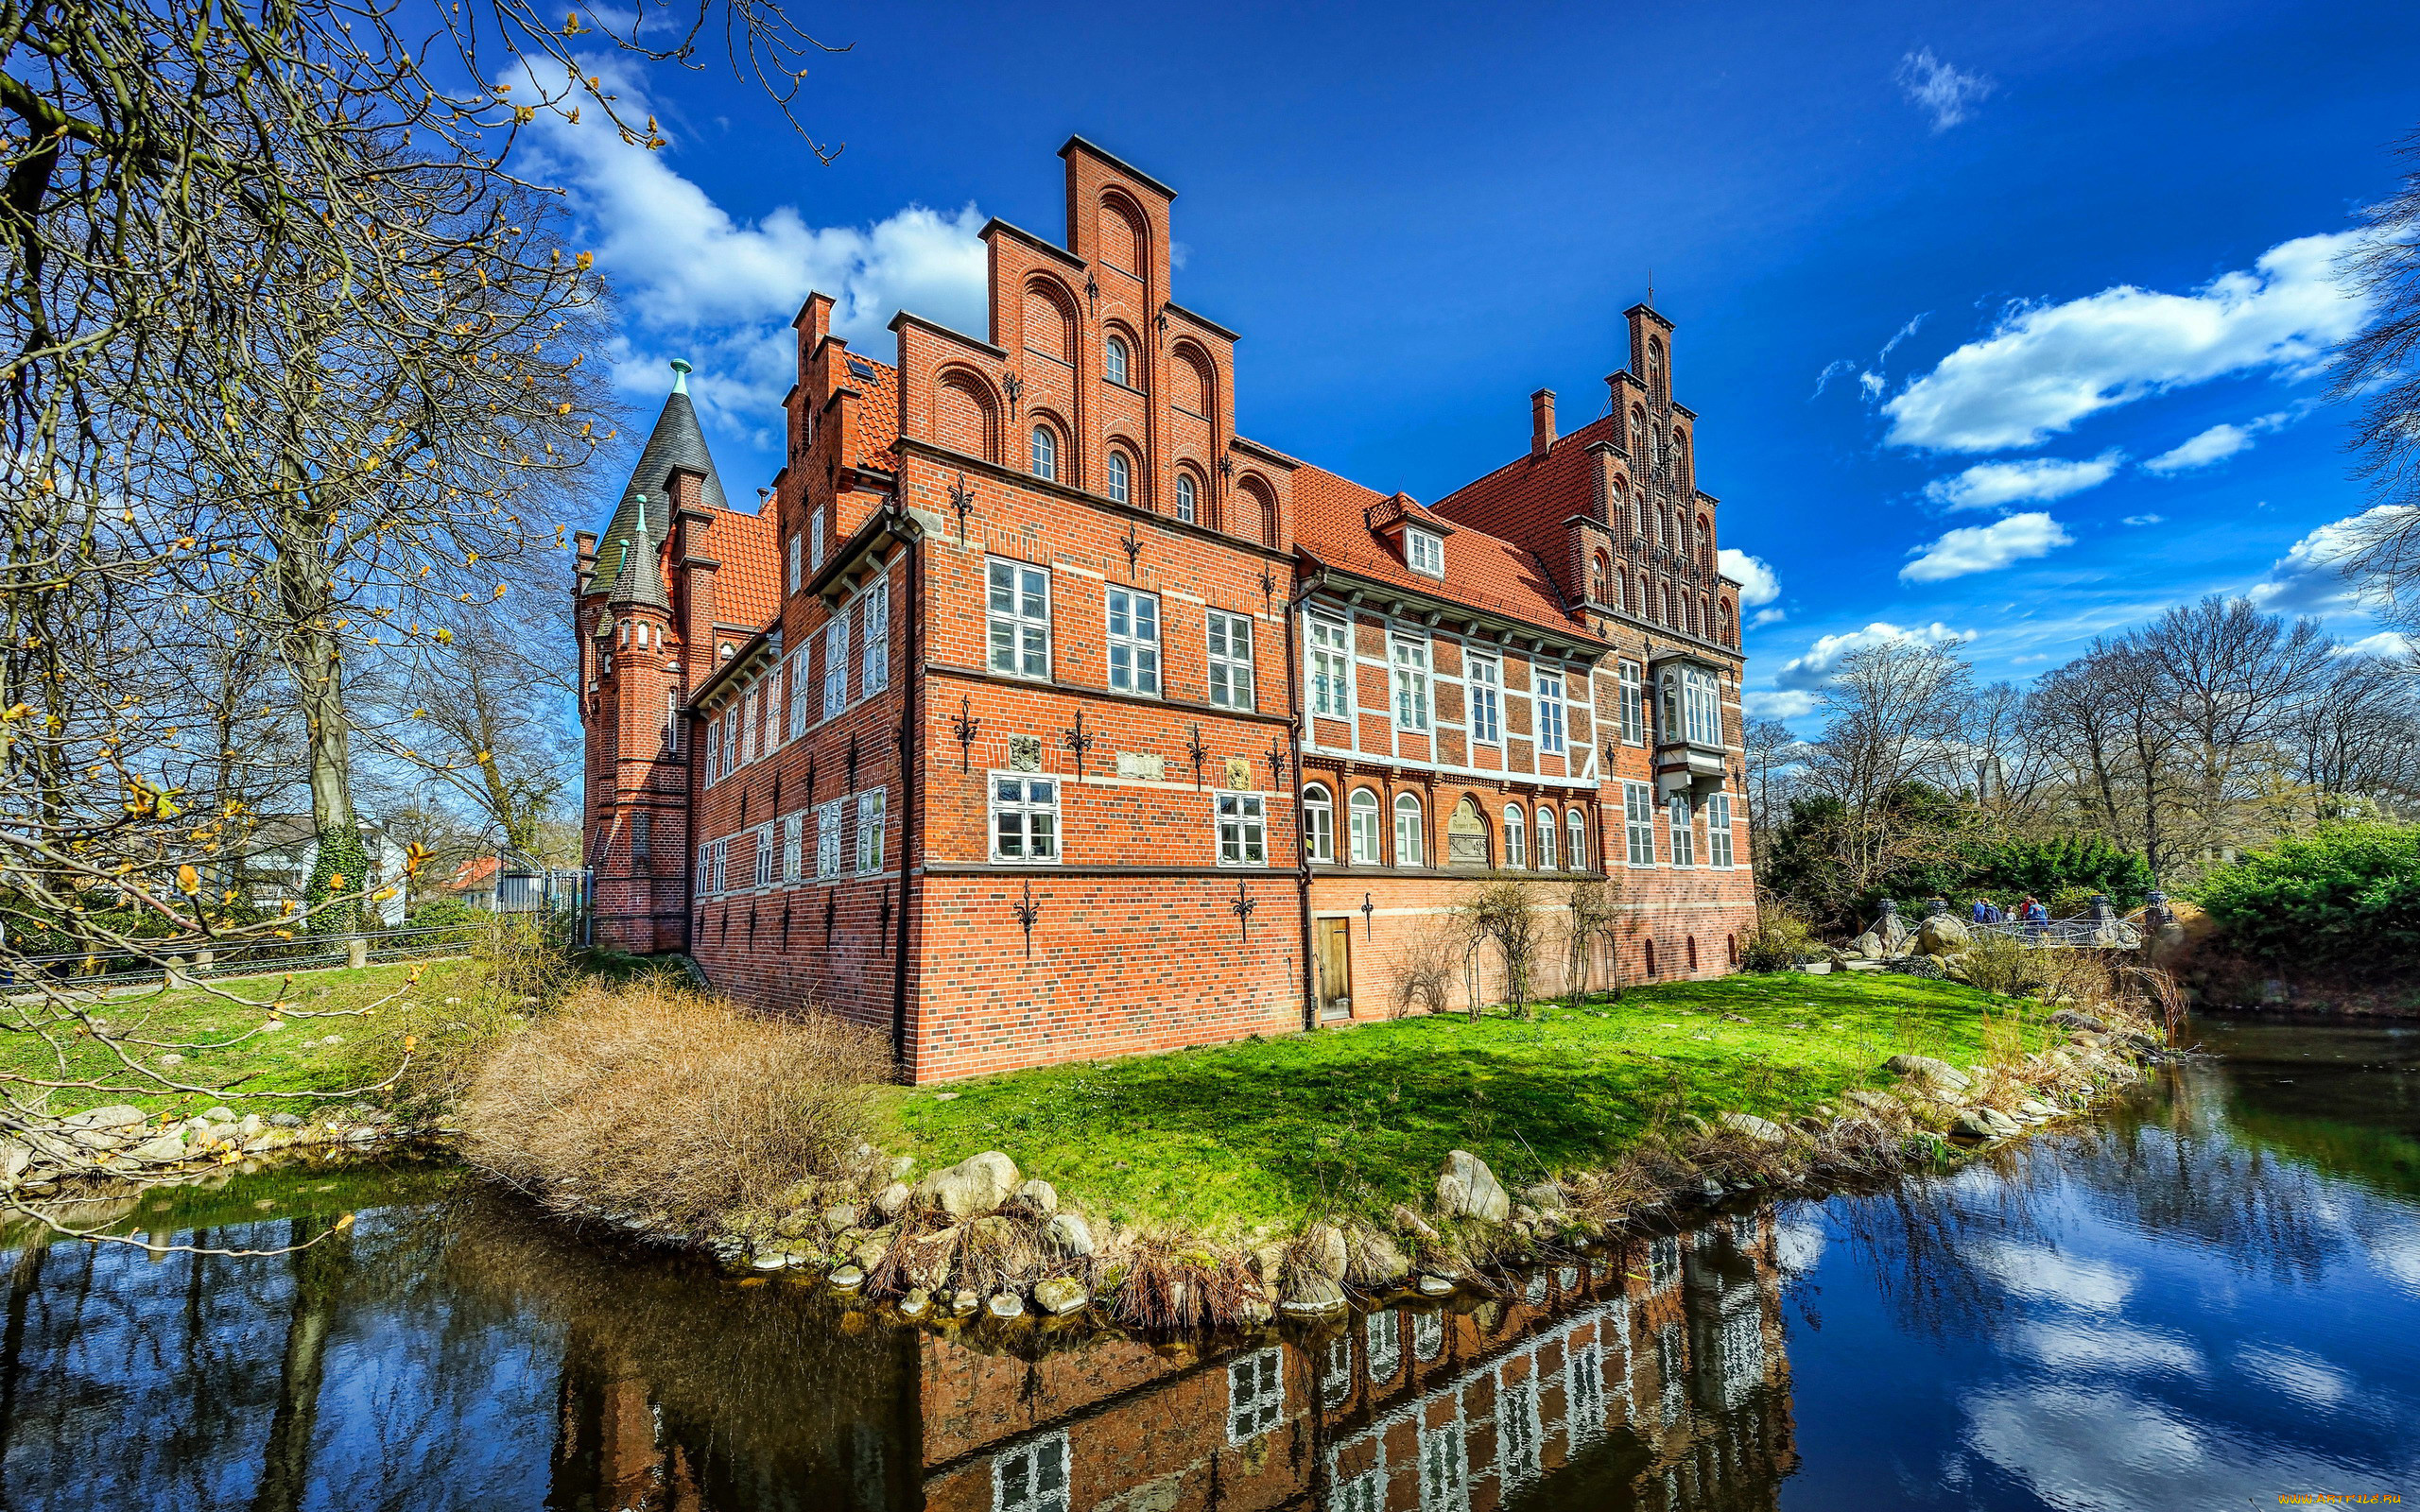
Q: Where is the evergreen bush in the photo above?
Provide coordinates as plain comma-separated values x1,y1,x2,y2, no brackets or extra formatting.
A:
2195,825,2420,979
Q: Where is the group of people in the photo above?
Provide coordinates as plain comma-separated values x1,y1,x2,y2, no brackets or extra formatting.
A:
1955,895,2051,934
1969,895,2051,936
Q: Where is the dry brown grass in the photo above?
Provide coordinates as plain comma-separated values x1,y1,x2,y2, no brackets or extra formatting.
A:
458,978,890,1234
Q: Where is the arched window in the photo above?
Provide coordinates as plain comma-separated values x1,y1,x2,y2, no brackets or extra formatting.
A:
1686,595,1701,638
1630,406,1646,458
1566,809,1586,870
1727,933,1739,966
1662,583,1676,626
1686,936,1699,972
1675,432,1690,484
1348,788,1382,864
1534,805,1557,870
1647,338,1664,394
1616,566,1630,616
1393,793,1425,868
1106,450,1132,506
1722,600,1737,645
1697,514,1715,572
1699,594,1713,639
1589,553,1608,604
1503,805,1526,868
1105,334,1131,387
1175,472,1198,524
1643,937,1658,978
1630,498,1645,542
1029,424,1057,481
1302,783,1334,863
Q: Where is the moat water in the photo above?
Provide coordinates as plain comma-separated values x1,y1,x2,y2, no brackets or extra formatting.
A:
5,1014,2416,1511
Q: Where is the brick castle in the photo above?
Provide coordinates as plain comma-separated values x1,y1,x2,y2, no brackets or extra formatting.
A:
576,138,1756,1083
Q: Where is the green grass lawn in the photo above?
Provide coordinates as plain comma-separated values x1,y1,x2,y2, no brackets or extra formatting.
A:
3,958,484,1122
875,972,2036,1237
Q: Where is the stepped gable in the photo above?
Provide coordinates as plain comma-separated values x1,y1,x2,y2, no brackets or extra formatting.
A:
590,372,735,597
1291,464,1580,639
1429,412,1620,558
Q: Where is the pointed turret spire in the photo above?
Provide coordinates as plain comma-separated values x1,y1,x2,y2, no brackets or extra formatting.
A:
588,359,732,597
607,491,671,611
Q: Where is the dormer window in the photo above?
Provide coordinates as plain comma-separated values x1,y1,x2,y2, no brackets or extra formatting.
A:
1105,335,1131,387
1407,526,1443,577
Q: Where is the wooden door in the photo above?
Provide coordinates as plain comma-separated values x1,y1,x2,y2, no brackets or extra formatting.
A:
1318,919,1353,1020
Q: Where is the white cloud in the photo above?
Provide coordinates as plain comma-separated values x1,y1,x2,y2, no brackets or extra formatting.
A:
1882,232,2368,453
2247,505,2411,612
1968,1241,2135,1311
2142,412,2288,473
1744,690,1817,719
1811,357,1858,398
1901,512,2074,582
1896,48,1994,131
2122,514,2164,526
1752,607,1788,627
1719,548,1781,606
1924,452,2122,512
520,60,988,434
1770,620,1975,691
1859,370,1885,400
2335,629,2414,660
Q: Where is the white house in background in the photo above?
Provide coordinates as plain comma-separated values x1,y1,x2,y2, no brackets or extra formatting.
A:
231,815,408,927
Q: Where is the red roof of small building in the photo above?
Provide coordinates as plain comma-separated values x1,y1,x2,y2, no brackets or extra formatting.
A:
446,855,499,893
847,354,902,473
1428,415,1620,561
1290,465,1581,640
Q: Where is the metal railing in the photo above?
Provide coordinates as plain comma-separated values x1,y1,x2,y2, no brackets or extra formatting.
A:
4,923,484,990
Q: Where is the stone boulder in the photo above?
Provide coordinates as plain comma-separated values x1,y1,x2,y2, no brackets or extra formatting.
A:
1279,1273,1348,1315
1884,1054,1972,1093
1348,1229,1411,1286
1013,1179,1058,1214
1888,954,1947,980
1848,931,1884,958
1044,1212,1095,1258
1033,1277,1090,1316
1718,1112,1788,1145
917,1151,1020,1218
2048,1008,2107,1033
1434,1150,1511,1223
1296,1223,1349,1280
1912,916,1971,956
871,1182,913,1220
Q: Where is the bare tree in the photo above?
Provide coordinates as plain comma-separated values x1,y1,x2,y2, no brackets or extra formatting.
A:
1741,716,1803,840
1561,877,1616,1009
1463,880,1545,1021
2333,129,2420,627
2132,596,2332,862
1798,640,1974,900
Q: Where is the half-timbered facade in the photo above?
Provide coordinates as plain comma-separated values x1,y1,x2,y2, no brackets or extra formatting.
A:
577,138,1756,1082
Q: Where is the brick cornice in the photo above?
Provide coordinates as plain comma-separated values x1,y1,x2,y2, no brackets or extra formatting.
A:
896,436,1295,565
925,659,1296,729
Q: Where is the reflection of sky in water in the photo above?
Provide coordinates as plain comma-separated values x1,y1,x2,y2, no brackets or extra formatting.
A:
1779,1022,2420,1511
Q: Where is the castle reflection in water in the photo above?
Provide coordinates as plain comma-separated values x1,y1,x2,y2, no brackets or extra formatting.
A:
552,1211,1797,1512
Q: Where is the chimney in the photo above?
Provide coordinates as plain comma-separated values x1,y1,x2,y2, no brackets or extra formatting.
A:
1530,388,1556,460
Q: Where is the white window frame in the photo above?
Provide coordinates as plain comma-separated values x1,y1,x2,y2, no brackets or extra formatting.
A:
787,652,809,740
1106,587,1161,696
1301,783,1334,864
1684,666,1721,747
1348,788,1382,865
1307,614,1352,719
1535,805,1557,870
1227,1348,1285,1444
1497,1370,1542,1487
666,687,681,750
1392,793,1425,868
782,812,804,883
810,507,825,569
989,773,1061,865
1406,526,1443,577
987,559,1052,680
1105,334,1131,387
1625,782,1657,868
787,532,803,594
1503,805,1526,868
822,616,850,719
1216,791,1267,867
1468,653,1501,745
1536,670,1566,755
1207,610,1254,711
1708,793,1735,869
1106,450,1132,506
740,690,759,765
856,788,886,875
1030,423,1057,481
1619,660,1645,746
1175,472,1197,524
1364,1309,1401,1383
1418,1421,1470,1512
721,709,735,775
1668,792,1696,868
860,582,890,695
1391,636,1430,731
992,1431,1070,1512
753,821,775,889
1567,1340,1608,1447
1566,808,1587,871
816,798,845,881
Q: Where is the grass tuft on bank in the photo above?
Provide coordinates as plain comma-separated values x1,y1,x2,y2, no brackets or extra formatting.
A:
873,972,2036,1238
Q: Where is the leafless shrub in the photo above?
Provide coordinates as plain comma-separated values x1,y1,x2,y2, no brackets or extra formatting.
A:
1107,1232,1259,1332
1392,929,1460,1019
1464,879,1545,1020
458,980,888,1233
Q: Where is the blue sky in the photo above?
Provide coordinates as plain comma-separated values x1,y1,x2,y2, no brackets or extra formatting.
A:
542,0,2420,726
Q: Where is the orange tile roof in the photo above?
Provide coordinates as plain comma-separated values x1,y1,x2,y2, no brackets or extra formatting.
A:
1291,465,1582,640
845,353,901,473
1429,415,1619,560
701,505,781,632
